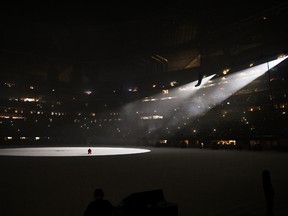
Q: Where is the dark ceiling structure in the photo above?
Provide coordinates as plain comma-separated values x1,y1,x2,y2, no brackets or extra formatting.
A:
1,1,288,85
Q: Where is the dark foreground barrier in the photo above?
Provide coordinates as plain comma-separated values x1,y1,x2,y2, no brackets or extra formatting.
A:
115,189,178,216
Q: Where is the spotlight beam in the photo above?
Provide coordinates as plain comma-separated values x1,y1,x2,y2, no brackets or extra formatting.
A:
184,56,288,119
120,74,216,133
118,56,287,140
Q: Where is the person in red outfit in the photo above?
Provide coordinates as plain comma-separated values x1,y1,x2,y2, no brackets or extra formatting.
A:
88,148,92,154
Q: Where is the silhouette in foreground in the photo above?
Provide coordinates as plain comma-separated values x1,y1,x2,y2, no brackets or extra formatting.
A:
115,189,178,216
84,188,114,216
262,170,274,216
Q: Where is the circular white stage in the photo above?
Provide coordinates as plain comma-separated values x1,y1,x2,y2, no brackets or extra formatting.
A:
0,147,151,157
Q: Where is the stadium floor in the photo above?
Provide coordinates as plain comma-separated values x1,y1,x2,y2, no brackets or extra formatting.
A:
0,146,288,216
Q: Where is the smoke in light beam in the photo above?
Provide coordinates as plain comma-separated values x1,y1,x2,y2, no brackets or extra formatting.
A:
121,74,215,112
183,55,288,118
120,56,287,137
120,74,216,133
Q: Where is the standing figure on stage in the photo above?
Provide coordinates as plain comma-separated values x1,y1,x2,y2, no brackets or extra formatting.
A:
88,148,92,155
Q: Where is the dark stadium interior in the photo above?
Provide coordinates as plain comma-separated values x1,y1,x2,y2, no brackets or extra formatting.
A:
1,1,288,216
1,1,288,148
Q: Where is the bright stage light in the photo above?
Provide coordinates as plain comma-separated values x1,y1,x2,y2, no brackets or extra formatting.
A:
183,55,288,118
0,147,151,157
119,56,287,137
